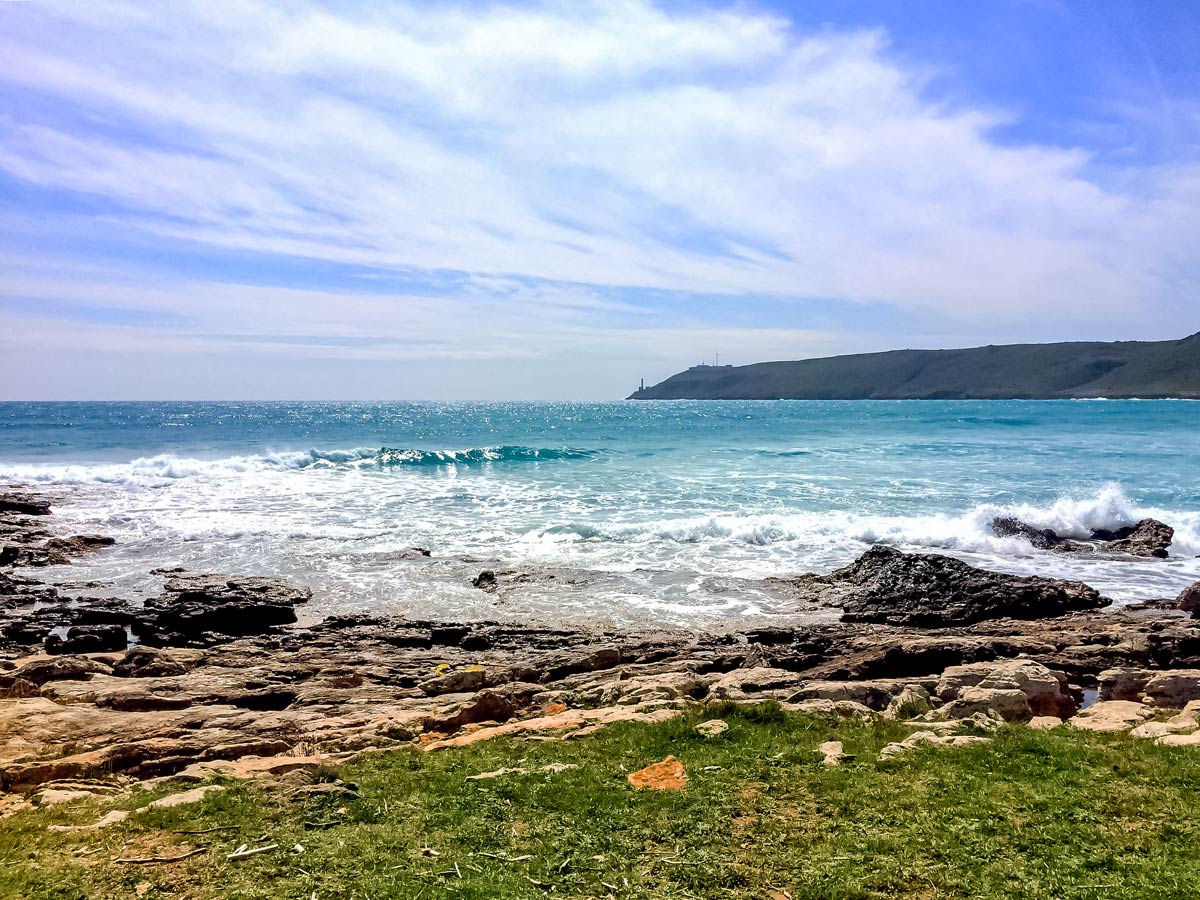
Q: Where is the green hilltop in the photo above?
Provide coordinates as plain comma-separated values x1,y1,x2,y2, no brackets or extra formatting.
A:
630,333,1200,400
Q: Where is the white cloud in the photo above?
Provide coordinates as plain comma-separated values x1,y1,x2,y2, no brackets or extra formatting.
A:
0,0,1198,398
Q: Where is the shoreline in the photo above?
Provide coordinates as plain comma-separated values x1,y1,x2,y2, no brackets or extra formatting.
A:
2,485,1200,803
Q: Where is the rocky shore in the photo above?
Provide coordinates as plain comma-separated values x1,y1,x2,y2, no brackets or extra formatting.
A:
3,487,1200,813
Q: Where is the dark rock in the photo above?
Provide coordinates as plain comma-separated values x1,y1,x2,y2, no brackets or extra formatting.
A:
990,516,1071,551
45,624,127,654
0,492,51,516
112,646,189,678
789,546,1110,627
432,625,471,646
145,574,312,640
1092,518,1173,558
98,691,193,712
472,570,498,592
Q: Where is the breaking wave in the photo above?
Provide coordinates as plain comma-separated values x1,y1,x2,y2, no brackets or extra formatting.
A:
0,445,605,485
536,484,1200,558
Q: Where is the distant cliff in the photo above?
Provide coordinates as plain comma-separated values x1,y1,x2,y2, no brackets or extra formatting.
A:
629,333,1200,400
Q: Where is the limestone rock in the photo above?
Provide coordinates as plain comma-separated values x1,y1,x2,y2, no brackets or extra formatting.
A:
1069,700,1154,732
138,784,225,811
1098,667,1152,702
818,740,846,766
936,659,1076,719
939,686,1031,723
695,719,729,738
1029,716,1063,730
705,667,804,701
879,731,991,760
883,684,932,720
1142,670,1200,708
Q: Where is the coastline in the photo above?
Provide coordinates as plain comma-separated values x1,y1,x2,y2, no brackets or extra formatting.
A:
3,485,1200,799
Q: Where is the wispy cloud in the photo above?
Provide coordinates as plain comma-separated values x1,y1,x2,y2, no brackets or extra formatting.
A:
1,0,1198,398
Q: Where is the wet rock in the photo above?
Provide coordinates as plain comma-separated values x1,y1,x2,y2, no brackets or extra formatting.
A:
472,570,498,592
793,546,1110,627
145,574,312,641
45,624,127,655
0,493,51,517
990,517,1072,551
1091,519,1173,558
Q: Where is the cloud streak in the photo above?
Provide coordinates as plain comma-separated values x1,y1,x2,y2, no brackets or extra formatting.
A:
0,0,1197,397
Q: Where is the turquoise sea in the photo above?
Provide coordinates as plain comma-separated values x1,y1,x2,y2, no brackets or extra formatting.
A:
2,401,1198,626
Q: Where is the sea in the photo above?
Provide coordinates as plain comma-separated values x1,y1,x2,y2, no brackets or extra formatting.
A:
2,400,1198,629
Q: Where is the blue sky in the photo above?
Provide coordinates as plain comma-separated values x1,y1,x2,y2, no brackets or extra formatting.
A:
2,0,1198,399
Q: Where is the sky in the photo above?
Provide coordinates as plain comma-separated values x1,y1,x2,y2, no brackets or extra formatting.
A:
2,0,1198,400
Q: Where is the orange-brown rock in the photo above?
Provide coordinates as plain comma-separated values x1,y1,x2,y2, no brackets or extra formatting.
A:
627,755,687,791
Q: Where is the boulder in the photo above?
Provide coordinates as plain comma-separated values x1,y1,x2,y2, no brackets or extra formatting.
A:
705,667,804,702
879,731,991,760
989,516,1174,558
1091,519,1173,559
936,659,1077,718
792,546,1110,627
938,687,1032,722
1177,582,1200,618
144,574,312,640
1068,700,1154,732
883,684,932,720
1141,670,1200,708
627,755,687,791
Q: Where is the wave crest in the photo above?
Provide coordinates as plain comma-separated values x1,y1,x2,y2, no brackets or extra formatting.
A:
0,445,604,484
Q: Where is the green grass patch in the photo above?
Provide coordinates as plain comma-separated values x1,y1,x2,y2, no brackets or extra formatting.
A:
3,705,1200,899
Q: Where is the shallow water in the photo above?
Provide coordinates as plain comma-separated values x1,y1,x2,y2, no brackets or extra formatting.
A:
2,400,1198,627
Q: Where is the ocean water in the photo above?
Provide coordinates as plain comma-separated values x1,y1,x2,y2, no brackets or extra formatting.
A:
2,400,1198,628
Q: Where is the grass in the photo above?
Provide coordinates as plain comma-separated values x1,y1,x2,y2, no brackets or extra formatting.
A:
3,703,1200,899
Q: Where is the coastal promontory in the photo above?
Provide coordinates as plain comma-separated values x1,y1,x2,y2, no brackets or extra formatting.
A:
629,332,1200,400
